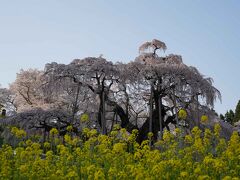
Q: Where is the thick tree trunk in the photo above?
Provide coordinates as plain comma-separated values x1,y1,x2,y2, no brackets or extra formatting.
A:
196,95,200,126
101,92,106,134
173,89,179,128
158,97,163,139
105,96,176,143
106,98,137,132
149,85,153,133
158,78,163,140
71,84,81,123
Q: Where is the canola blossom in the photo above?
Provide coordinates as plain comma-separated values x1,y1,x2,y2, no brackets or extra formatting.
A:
0,125,240,179
178,109,187,120
201,115,209,124
80,113,89,123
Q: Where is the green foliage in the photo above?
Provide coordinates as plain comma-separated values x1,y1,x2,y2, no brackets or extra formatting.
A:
219,114,225,120
223,100,240,125
234,100,240,123
225,110,235,124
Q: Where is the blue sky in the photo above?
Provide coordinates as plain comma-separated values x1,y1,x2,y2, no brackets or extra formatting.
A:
0,0,240,114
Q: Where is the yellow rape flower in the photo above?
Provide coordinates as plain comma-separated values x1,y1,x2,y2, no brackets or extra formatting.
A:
223,176,232,180
19,165,28,174
178,109,187,120
214,123,221,138
180,171,188,178
113,142,126,153
66,125,73,132
44,142,51,149
201,115,208,124
147,132,153,140
26,139,32,146
64,134,72,145
94,169,105,180
16,129,27,138
80,113,89,123
66,170,78,178
50,128,58,136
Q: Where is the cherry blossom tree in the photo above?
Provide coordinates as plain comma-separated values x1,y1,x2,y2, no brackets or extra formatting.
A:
9,69,46,112
133,39,221,141
44,57,121,134
1,39,222,143
0,86,16,114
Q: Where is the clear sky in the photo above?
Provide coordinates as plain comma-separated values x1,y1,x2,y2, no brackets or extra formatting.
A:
0,0,240,114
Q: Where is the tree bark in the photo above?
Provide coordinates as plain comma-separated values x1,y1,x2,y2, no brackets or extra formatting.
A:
149,85,153,133
173,89,179,128
101,92,106,134
71,84,81,123
158,78,163,140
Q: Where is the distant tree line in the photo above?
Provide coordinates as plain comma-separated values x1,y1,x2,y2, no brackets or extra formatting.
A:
219,100,240,125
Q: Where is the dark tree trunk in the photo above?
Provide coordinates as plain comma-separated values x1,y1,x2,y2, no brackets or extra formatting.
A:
106,98,137,132
105,96,176,143
101,92,106,134
71,84,81,123
149,85,153,133
136,110,176,143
